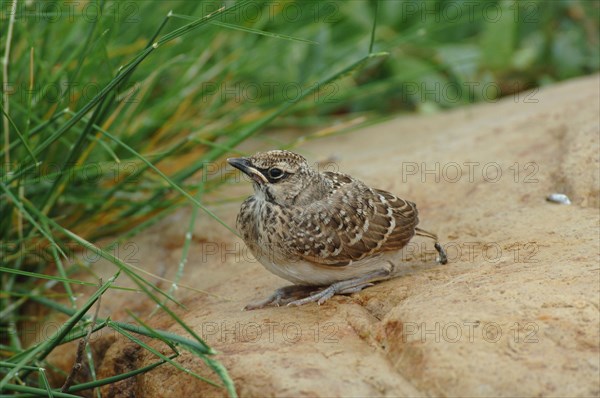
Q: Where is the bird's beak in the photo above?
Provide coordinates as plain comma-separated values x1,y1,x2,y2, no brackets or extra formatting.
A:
227,157,268,184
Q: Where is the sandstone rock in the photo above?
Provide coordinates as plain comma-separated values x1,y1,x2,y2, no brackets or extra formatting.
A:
45,75,600,397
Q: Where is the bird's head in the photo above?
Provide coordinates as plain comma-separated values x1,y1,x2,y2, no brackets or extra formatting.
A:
228,150,325,206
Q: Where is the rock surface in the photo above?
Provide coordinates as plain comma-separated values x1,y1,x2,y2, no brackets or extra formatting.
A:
44,75,599,397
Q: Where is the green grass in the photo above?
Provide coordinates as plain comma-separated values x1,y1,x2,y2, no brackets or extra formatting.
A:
1,0,598,396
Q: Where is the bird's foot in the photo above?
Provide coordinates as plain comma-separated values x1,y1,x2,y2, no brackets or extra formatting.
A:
286,282,375,307
434,242,448,264
246,269,391,309
287,269,391,307
244,285,314,310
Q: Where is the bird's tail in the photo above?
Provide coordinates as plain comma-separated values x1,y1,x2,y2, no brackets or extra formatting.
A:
415,227,448,264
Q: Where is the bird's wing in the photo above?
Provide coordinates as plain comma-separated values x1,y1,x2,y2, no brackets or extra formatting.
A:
284,178,419,266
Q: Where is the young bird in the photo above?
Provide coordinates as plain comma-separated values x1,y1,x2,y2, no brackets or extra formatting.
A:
228,150,447,310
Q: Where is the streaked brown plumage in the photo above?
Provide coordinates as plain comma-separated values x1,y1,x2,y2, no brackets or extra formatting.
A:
228,150,447,309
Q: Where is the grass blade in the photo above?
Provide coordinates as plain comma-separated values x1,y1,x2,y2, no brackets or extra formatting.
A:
0,274,117,388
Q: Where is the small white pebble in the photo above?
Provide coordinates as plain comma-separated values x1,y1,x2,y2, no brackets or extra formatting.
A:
546,193,571,205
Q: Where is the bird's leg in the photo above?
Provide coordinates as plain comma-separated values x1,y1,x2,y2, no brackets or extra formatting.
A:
244,285,314,310
415,227,448,264
287,269,391,307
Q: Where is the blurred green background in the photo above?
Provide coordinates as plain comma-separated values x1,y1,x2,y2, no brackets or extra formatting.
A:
2,0,598,241
1,0,598,395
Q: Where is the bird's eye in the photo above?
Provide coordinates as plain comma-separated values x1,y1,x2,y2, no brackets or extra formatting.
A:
267,167,285,180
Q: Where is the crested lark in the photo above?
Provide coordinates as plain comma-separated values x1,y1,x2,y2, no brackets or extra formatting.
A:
228,150,447,310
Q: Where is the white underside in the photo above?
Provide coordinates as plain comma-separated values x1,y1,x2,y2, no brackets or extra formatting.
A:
253,250,408,286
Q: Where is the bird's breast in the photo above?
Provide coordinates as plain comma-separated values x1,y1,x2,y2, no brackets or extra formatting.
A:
237,195,288,259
